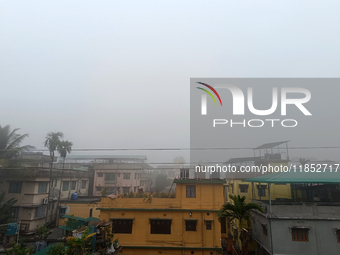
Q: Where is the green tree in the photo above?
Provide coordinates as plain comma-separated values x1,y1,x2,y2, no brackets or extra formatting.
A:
56,140,73,225
0,192,17,224
218,194,264,227
299,158,310,167
5,243,34,255
153,173,170,192
0,125,35,166
44,132,64,223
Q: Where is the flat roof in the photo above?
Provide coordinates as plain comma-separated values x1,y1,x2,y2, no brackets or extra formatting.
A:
65,155,147,160
173,179,226,184
243,170,340,184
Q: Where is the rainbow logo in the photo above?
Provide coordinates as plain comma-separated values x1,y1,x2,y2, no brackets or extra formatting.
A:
196,82,222,106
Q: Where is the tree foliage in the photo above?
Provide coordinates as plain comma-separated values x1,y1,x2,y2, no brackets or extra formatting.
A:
5,243,34,255
153,173,171,192
0,192,17,224
0,125,35,165
218,194,264,227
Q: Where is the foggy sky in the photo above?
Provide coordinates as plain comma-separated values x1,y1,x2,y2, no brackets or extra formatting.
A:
1,1,340,164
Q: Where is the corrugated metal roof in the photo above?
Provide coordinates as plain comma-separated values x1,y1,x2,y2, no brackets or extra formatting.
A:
243,171,340,183
254,141,290,150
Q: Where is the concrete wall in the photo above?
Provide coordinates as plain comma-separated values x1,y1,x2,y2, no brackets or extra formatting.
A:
252,205,340,255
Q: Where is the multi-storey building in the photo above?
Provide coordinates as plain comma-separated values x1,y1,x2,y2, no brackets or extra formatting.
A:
245,171,340,255
0,167,91,235
98,178,228,255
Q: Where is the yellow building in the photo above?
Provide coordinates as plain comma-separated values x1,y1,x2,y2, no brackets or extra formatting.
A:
98,179,228,255
58,197,101,226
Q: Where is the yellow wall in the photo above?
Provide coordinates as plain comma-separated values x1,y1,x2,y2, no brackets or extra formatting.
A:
227,180,291,203
99,180,227,254
58,201,100,226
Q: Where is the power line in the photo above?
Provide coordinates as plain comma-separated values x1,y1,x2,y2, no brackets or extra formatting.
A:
27,146,340,152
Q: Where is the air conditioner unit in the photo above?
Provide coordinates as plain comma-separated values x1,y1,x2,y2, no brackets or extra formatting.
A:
42,198,48,204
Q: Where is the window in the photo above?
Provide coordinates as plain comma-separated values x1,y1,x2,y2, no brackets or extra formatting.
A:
35,205,47,219
55,179,57,187
20,224,29,233
105,173,116,182
96,186,103,192
71,181,76,190
122,187,130,193
134,173,137,179
59,208,66,218
112,219,133,234
38,182,48,193
292,228,309,242
220,217,226,234
134,187,136,192
257,185,266,197
239,184,249,193
10,207,20,219
262,225,268,236
9,182,22,193
82,180,87,189
185,220,197,231
107,187,116,194
62,181,69,191
336,230,340,243
186,185,196,198
150,219,171,234
97,172,103,177
206,221,212,230
123,173,131,179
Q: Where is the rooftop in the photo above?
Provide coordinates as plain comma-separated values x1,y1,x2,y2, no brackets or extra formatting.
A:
173,179,226,184
65,155,147,160
253,140,290,150
243,170,340,184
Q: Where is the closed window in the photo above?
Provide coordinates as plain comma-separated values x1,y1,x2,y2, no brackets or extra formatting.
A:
38,182,48,193
206,221,212,230
123,173,131,179
292,228,309,242
82,180,87,189
10,207,20,219
9,182,22,193
59,208,66,218
62,181,69,191
134,173,137,179
239,184,249,193
257,185,266,197
35,205,47,219
96,186,103,192
150,219,171,234
186,185,196,198
122,187,130,193
185,220,197,231
97,172,103,177
105,173,116,182
107,187,116,194
71,181,76,190
112,219,133,234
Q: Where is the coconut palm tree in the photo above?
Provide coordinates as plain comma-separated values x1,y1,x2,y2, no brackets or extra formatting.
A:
44,132,64,223
0,125,35,166
218,194,264,227
299,158,310,167
56,140,73,225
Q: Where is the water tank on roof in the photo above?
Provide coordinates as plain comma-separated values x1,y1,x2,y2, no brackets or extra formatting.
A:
71,192,78,200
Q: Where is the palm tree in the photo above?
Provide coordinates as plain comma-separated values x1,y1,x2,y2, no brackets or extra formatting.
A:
44,132,64,223
0,125,35,166
219,194,264,254
56,140,73,226
299,158,310,167
0,192,18,224
218,194,264,227
57,140,73,169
